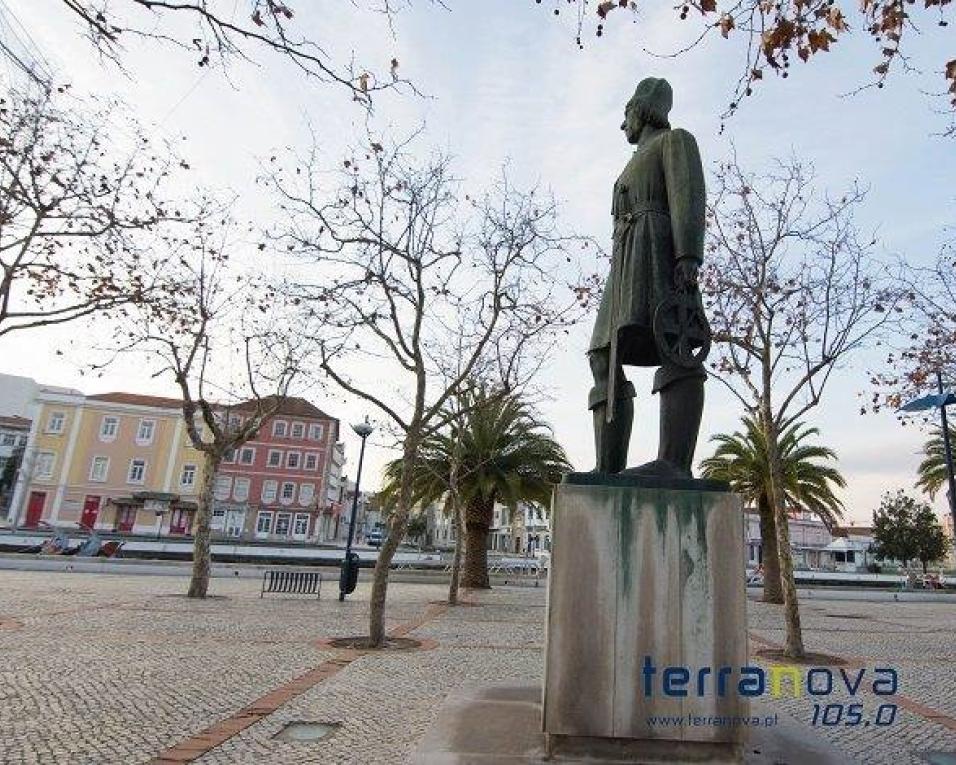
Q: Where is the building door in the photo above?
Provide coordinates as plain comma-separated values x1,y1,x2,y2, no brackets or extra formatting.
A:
169,508,191,535
25,491,46,527
80,496,101,529
116,507,136,533
225,510,244,538
292,513,309,541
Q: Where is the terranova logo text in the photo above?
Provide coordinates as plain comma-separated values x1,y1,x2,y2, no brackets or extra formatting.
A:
641,656,900,728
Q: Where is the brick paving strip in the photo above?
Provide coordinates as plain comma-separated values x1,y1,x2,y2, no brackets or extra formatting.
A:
749,629,956,732
149,602,449,764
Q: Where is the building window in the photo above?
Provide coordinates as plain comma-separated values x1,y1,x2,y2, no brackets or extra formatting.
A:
291,422,305,439
99,416,119,441
180,464,197,488
233,477,250,502
222,448,236,463
136,419,156,445
89,456,109,482
46,411,66,434
127,459,146,484
214,475,232,500
280,482,295,504
298,483,315,506
239,447,255,465
261,480,278,503
275,512,292,536
293,513,309,536
256,511,273,535
2,433,16,446
286,451,301,470
33,451,55,480
272,420,288,437
267,449,283,468
309,423,324,440
304,452,319,471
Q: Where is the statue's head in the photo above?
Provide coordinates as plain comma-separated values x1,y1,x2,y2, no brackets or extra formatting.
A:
622,77,673,143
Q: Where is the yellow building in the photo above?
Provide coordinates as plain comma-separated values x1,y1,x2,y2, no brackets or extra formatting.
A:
14,391,204,536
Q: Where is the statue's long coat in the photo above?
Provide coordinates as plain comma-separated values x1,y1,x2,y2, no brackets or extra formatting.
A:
589,127,706,367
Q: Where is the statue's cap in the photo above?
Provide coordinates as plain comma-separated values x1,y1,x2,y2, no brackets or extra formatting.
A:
630,77,673,123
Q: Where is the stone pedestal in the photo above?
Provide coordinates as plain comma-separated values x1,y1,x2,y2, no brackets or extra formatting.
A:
542,475,749,761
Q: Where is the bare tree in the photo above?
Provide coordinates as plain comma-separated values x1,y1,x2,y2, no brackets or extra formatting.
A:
536,1,955,134
869,235,956,410
46,1,430,101
0,82,195,338
103,222,309,597
264,135,589,646
702,153,905,658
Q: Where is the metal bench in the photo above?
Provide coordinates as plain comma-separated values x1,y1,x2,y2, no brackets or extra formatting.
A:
260,569,323,599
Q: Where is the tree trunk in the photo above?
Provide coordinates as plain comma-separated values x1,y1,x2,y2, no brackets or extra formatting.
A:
762,411,805,658
187,451,219,598
461,496,493,589
757,491,783,604
368,432,421,647
447,501,464,605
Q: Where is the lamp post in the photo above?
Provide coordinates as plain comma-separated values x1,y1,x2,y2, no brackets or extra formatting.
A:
339,418,374,602
899,370,956,547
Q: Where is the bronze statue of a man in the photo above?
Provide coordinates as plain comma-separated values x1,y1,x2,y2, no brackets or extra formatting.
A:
589,77,709,478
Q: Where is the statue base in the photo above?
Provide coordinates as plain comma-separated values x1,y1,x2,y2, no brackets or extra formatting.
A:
411,685,850,764
543,477,749,757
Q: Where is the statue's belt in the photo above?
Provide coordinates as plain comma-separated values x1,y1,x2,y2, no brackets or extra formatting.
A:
616,201,670,220
613,202,670,236
606,200,671,422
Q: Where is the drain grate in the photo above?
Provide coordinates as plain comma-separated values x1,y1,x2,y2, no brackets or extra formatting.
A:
273,721,341,743
921,752,956,765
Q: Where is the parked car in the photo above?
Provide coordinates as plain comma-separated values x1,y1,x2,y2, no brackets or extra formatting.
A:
367,529,385,548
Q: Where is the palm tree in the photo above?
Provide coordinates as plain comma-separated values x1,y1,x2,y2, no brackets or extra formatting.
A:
916,426,956,500
381,389,569,589
700,415,846,604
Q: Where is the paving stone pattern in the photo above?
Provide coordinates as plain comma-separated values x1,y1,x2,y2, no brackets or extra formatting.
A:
0,570,954,764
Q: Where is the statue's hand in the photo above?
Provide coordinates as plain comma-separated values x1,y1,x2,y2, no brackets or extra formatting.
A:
674,258,699,291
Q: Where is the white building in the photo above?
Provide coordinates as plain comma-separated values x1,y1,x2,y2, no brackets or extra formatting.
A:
825,529,878,572
429,503,457,549
488,502,551,554
744,509,833,570
0,373,80,419
317,441,345,542
0,415,31,517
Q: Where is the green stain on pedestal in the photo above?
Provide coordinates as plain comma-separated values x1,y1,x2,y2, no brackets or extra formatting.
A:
677,492,708,560
614,486,716,602
619,492,633,597
681,548,695,582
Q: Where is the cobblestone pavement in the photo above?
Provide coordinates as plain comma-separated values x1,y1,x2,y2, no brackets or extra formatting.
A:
0,569,954,764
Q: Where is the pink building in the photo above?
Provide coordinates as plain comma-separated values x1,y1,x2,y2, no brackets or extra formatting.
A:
213,398,342,543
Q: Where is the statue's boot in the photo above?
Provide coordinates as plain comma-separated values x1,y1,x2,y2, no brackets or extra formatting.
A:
657,375,704,476
591,396,633,474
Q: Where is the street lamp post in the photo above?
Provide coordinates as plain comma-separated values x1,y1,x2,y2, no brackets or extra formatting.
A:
900,370,956,546
339,418,374,602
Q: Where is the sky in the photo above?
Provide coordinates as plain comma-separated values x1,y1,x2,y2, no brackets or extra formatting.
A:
1,0,954,524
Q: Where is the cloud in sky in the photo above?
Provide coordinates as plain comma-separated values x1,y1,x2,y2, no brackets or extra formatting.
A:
2,0,954,523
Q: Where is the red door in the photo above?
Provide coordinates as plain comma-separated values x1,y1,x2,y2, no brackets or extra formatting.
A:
80,496,101,529
25,492,45,527
170,509,191,535
116,507,136,533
